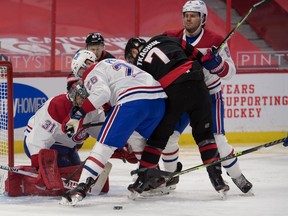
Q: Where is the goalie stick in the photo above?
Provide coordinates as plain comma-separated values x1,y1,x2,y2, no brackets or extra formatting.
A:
215,0,272,54
63,158,88,184
131,136,287,185
0,161,112,194
60,161,113,206
82,121,104,128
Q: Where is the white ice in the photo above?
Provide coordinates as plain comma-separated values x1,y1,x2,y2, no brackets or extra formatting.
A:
1,144,287,216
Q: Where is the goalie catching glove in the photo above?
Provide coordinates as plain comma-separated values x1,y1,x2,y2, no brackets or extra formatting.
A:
201,48,228,77
62,106,86,137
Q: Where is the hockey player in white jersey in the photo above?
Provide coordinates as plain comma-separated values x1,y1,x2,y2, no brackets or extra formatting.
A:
17,73,138,197
164,0,252,194
22,74,111,194
24,74,104,169
61,50,167,205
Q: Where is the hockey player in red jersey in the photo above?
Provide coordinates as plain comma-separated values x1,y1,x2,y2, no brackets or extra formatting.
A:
163,0,252,194
124,35,230,196
85,32,115,61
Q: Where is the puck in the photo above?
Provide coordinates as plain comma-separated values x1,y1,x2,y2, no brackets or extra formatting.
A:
113,206,123,210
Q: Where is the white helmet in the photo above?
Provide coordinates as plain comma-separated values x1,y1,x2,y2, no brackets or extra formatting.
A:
182,0,208,26
71,50,97,77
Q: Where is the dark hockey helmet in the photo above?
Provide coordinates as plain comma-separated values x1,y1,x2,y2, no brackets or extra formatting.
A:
124,38,146,63
85,32,104,46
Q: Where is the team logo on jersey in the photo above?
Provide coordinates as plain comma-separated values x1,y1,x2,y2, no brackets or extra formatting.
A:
13,83,48,128
72,128,89,142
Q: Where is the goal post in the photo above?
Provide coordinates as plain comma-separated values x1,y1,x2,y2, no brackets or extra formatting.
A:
0,60,14,194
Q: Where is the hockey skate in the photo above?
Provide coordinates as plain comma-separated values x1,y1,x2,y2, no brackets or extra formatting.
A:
207,165,230,200
128,168,169,199
60,177,95,206
140,162,183,197
232,174,253,194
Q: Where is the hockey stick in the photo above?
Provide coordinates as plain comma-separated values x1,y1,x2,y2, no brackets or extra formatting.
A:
131,136,286,182
170,136,286,178
215,0,272,54
63,158,88,184
0,165,39,178
0,162,112,194
60,162,113,205
0,164,80,190
82,121,104,128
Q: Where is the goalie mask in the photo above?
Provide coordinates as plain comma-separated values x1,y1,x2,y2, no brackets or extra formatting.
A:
182,0,208,26
67,73,89,106
71,50,96,77
124,38,146,64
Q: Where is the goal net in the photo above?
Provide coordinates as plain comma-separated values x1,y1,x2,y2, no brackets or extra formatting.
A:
0,61,14,194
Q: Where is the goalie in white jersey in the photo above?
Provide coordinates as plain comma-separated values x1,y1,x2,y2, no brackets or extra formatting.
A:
24,74,104,168
20,74,113,195
61,50,167,204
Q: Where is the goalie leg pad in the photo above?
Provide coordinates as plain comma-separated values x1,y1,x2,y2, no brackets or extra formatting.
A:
37,149,64,190
5,166,64,196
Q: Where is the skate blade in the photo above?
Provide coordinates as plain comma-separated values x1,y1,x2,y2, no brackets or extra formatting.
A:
166,184,176,190
241,189,255,197
218,189,228,200
141,187,170,197
59,197,74,206
128,190,139,200
59,194,83,206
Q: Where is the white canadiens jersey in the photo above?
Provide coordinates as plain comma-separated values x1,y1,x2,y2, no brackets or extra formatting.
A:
182,29,236,94
24,94,105,156
82,58,167,109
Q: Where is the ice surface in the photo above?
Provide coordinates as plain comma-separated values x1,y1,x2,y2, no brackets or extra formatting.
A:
0,144,287,216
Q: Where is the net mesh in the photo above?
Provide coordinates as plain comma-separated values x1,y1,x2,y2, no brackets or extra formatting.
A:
0,65,9,194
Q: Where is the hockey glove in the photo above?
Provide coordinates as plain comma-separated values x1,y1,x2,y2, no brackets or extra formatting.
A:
62,106,86,137
102,102,112,116
111,143,138,164
201,48,226,75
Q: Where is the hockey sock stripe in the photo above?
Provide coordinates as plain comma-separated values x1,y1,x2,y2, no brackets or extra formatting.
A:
140,160,158,168
199,143,218,153
139,146,162,168
223,157,238,169
83,165,99,176
162,156,179,163
162,148,179,156
87,156,105,169
144,146,162,155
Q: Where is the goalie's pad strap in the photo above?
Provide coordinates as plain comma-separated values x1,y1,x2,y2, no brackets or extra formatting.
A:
38,149,64,190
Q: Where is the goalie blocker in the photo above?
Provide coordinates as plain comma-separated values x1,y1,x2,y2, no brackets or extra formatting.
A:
5,149,110,196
